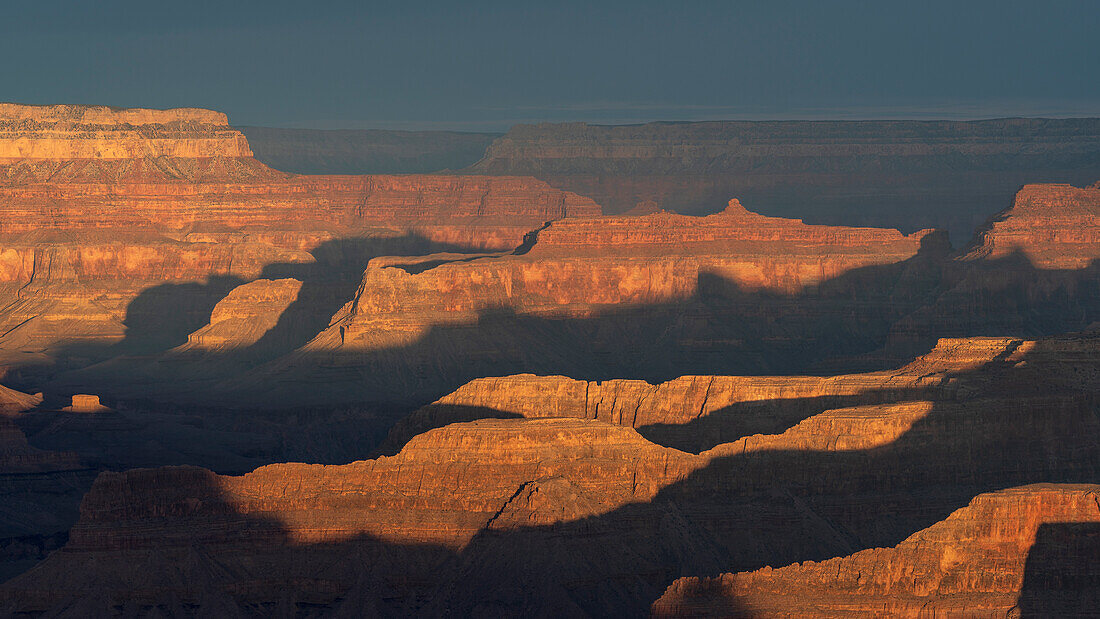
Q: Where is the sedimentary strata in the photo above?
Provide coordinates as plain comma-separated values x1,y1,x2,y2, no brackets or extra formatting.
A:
3,333,1098,614
465,118,1100,242
653,484,1100,617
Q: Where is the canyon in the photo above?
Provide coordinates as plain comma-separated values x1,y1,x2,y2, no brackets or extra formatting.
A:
463,118,1100,244
2,332,1099,614
0,102,1097,616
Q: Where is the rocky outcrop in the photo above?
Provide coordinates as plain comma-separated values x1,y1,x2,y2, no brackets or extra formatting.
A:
0,104,600,385
0,104,253,160
465,118,1100,243
195,200,935,408
3,333,1098,614
381,337,1010,453
181,279,304,351
965,182,1100,268
653,484,1100,617
0,383,91,584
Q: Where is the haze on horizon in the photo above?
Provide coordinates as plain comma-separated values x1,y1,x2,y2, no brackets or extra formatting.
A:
3,0,1098,131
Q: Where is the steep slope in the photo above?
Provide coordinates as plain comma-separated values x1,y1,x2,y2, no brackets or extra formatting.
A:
963,181,1100,268
653,484,1100,617
2,333,1098,614
192,200,936,408
0,383,91,584
465,118,1100,243
0,104,598,385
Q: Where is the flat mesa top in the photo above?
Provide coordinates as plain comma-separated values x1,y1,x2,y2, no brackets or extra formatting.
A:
0,103,230,127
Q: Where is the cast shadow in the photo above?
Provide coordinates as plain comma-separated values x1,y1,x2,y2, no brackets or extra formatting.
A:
1017,522,1100,617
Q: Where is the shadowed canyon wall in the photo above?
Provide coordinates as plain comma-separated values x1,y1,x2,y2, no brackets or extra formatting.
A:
652,484,1100,617
0,103,598,384
464,118,1100,244
2,333,1098,614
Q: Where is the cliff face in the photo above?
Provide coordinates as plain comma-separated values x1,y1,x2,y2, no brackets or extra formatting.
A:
188,200,934,407
52,180,1100,412
0,104,253,160
0,104,599,383
653,484,1100,617
465,118,1100,243
381,336,1010,454
965,182,1100,268
0,382,92,583
3,332,1098,614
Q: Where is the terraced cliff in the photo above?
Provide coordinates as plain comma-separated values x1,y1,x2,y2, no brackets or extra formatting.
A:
0,104,598,384
2,333,1098,615
465,118,1100,243
653,484,1100,617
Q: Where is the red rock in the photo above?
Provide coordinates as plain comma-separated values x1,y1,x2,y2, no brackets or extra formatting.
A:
3,334,1098,614
464,118,1100,242
0,104,599,377
965,182,1100,268
653,484,1100,617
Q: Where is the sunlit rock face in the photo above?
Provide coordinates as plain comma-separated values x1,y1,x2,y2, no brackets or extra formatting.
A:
0,104,599,383
2,332,1098,615
964,182,1100,268
0,104,253,159
2,103,1100,615
205,199,934,408
653,484,1100,617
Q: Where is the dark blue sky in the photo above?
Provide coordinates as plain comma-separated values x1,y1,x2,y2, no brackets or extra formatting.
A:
3,0,1098,130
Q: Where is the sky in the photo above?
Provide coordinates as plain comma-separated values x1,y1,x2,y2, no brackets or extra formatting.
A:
2,0,1098,131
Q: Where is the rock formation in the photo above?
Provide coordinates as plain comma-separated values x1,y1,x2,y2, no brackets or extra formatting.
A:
964,182,1100,268
2,103,1099,614
177,199,936,408
465,118,1100,243
380,336,1009,454
0,382,91,583
653,484,1100,617
49,180,1100,414
0,104,252,160
0,103,598,385
3,332,1098,614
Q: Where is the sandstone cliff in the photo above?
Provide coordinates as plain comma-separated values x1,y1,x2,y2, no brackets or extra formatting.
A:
0,104,599,386
55,180,1100,413
465,118,1100,243
653,484,1100,617
380,336,1010,454
0,104,252,160
3,333,1098,614
965,182,1100,268
191,200,935,408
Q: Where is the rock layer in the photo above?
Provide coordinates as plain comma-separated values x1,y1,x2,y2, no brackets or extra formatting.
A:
0,104,599,386
232,200,933,406
0,104,252,160
465,118,1100,243
3,333,1099,614
653,484,1100,617
966,181,1100,268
